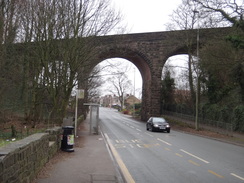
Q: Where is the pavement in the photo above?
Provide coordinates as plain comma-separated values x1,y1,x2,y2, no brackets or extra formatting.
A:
34,117,123,183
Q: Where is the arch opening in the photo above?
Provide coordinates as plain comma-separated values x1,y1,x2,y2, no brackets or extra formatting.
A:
161,54,197,116
80,47,153,121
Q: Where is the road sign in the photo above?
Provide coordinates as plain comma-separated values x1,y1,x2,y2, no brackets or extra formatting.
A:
77,89,84,99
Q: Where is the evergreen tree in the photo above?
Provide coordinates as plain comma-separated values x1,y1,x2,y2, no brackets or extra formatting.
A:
161,70,175,112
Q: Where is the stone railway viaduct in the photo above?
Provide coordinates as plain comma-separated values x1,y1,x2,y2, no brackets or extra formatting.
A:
12,27,233,121
85,27,232,121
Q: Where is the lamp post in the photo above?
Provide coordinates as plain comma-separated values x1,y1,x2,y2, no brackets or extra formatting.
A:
194,10,200,130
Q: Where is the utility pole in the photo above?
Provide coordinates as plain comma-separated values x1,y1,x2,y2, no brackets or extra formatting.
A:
194,10,200,130
133,67,136,116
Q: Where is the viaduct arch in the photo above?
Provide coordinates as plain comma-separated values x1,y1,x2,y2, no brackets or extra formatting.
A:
79,27,233,121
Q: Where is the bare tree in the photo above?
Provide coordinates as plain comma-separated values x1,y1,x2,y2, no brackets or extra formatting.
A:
87,65,105,102
191,0,244,102
191,0,243,30
165,0,201,106
0,0,22,121
6,0,123,124
106,63,133,111
165,0,242,112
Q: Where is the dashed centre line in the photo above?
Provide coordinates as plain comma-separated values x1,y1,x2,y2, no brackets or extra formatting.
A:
112,131,242,182
164,147,171,151
180,149,209,164
145,132,153,137
111,122,242,182
157,138,172,146
208,170,224,178
175,153,183,157
188,160,200,166
230,173,244,181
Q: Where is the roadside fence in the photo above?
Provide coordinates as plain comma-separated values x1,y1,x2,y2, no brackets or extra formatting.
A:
162,110,233,136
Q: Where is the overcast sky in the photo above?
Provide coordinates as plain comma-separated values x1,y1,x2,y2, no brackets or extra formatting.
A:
100,0,186,98
112,0,182,33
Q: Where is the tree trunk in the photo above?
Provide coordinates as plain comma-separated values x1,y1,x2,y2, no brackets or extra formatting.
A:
188,54,196,104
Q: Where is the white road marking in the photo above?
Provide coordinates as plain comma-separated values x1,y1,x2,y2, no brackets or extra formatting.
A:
180,149,209,164
145,132,153,137
136,128,141,132
104,133,135,183
129,144,134,148
136,144,143,148
231,173,244,181
157,138,172,146
115,144,126,148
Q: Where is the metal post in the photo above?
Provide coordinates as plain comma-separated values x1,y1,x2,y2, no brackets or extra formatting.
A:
133,67,135,117
96,105,99,134
90,106,92,134
75,92,78,137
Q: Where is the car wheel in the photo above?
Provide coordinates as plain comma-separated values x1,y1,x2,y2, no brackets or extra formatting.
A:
167,129,170,133
146,125,149,131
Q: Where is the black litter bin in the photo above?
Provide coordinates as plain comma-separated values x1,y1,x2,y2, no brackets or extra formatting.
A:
61,126,74,152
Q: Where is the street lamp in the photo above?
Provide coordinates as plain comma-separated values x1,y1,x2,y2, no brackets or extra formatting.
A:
194,10,200,130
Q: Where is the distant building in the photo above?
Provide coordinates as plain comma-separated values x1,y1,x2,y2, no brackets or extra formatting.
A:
124,94,141,106
99,94,141,109
100,95,120,107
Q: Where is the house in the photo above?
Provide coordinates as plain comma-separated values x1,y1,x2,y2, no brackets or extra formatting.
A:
124,94,141,109
100,94,141,109
100,95,120,107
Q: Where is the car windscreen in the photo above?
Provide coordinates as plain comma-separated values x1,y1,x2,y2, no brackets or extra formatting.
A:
153,118,166,123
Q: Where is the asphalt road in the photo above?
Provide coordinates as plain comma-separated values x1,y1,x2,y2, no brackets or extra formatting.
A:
100,107,244,183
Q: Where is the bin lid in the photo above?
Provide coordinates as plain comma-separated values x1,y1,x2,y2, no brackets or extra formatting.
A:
62,126,74,129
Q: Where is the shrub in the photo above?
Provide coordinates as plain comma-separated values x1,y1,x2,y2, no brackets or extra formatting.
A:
122,109,129,115
233,105,244,132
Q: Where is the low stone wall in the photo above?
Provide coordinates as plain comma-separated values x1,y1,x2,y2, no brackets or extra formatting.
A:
0,126,62,183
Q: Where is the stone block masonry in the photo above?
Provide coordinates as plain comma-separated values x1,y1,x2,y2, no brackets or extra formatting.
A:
0,127,62,183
